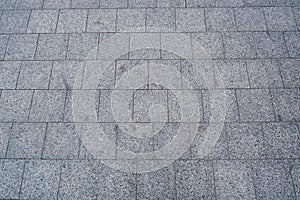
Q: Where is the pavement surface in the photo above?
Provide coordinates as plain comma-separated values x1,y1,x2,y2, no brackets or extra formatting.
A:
0,0,300,199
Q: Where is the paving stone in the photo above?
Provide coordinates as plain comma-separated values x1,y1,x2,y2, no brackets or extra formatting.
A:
87,9,116,32
251,160,296,200
235,8,267,31
98,90,115,122
223,32,256,58
293,7,300,30
0,61,21,89
17,61,52,89
270,89,300,122
20,160,61,200
6,123,46,158
67,33,98,59
43,123,80,159
50,60,84,89
176,8,205,32
146,8,175,32
214,160,256,200
286,0,300,6
227,123,264,159
0,0,16,10
0,35,9,60
15,0,43,9
236,89,275,122
0,123,12,158
137,164,176,199
29,90,66,122
191,123,229,159
157,0,185,7
128,0,156,8
35,34,68,60
5,34,38,60
191,32,224,59
27,10,58,33
153,123,179,154
246,59,283,88
263,122,300,158
0,10,30,33
100,0,127,8
186,0,215,7
214,60,250,88
264,7,297,31
279,59,300,87
205,8,236,31
43,0,71,9
176,160,215,199
117,9,145,32
57,9,88,33
254,32,289,58
71,0,99,8
63,90,74,122
290,160,300,197
116,59,148,83
0,90,33,122
214,0,244,7
243,0,272,6
129,33,160,59
285,32,300,58
0,160,24,199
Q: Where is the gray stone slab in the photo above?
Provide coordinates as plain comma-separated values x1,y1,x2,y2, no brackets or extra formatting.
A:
236,89,275,122
71,0,99,8
29,90,66,122
20,160,61,200
43,0,71,9
5,34,38,60
27,10,58,33
290,160,300,198
214,160,256,200
100,0,127,8
146,8,175,32
0,61,21,89
128,0,156,8
78,142,96,160
254,32,289,58
223,32,256,58
246,59,283,88
0,159,24,199
15,0,43,9
6,123,46,158
116,59,148,82
293,7,300,30
67,33,98,59
35,34,68,60
191,123,229,159
0,34,9,60
251,160,296,200
286,0,300,6
243,0,272,6
0,10,30,33
50,60,84,89
17,61,52,89
0,123,12,158
157,0,185,7
176,8,205,32
235,8,267,31
264,7,297,31
57,9,88,33
271,89,300,122
0,0,16,10
43,123,80,159
279,59,300,87
186,0,215,7
191,32,224,59
176,160,215,199
117,9,145,32
98,90,115,122
215,0,244,7
285,32,300,58
0,90,33,122
62,90,74,122
153,122,179,152
263,122,300,158
227,123,264,159
205,8,236,31
137,164,176,199
87,9,117,32
214,60,250,88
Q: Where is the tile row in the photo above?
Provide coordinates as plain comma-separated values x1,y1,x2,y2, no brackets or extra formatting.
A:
0,7,300,34
1,0,300,10
0,159,299,199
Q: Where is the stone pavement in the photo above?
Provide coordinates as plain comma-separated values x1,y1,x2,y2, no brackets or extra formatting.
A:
0,0,300,199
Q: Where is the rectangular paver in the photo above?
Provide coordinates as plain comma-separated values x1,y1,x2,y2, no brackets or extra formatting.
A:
87,9,117,32
57,9,88,33
176,8,205,32
117,9,145,32
43,0,71,9
279,59,300,87
235,8,267,31
0,10,30,33
100,0,127,8
15,0,43,9
205,8,236,31
285,32,300,58
27,10,59,33
0,35,9,60
146,8,175,32
71,0,99,8
264,7,297,31
0,123,12,158
0,61,21,89
67,33,98,59
128,0,156,8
